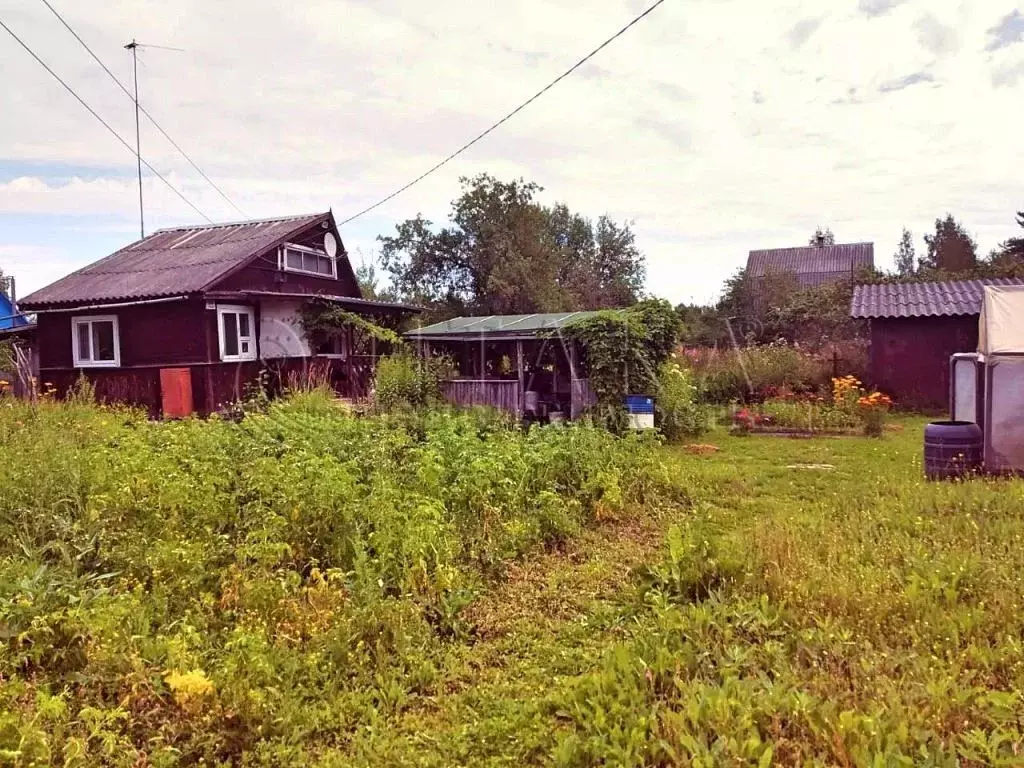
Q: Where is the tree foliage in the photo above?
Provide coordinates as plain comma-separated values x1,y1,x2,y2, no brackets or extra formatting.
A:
919,214,977,273
809,227,836,247
377,174,646,320
996,211,1024,261
894,227,916,277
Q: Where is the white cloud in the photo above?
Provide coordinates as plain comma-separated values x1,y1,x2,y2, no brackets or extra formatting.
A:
0,0,1021,306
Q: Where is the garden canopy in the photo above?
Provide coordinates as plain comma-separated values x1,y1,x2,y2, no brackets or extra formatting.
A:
979,285,1024,356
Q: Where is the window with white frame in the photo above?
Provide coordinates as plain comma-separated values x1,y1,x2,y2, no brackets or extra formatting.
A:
72,315,120,368
279,243,337,278
217,305,257,361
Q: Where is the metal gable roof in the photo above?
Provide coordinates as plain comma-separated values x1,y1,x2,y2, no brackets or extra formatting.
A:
406,310,613,340
747,242,875,283
19,213,332,309
850,277,1024,319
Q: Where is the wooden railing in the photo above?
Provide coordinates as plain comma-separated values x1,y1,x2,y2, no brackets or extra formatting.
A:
442,379,521,414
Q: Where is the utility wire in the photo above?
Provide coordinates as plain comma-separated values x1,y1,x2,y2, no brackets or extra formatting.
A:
1,17,213,223
339,0,668,226
37,0,246,217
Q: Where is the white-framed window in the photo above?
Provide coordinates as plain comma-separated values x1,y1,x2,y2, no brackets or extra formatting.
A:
217,305,257,362
278,243,337,279
71,315,120,368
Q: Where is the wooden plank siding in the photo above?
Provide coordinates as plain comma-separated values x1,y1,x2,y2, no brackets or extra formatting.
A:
869,315,978,412
442,379,521,414
35,298,373,415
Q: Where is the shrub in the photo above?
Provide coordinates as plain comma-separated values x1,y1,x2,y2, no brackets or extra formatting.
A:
655,359,710,441
565,299,682,431
374,353,453,412
685,342,855,404
858,390,894,437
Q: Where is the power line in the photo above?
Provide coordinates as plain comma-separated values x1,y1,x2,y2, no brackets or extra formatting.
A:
37,0,247,218
0,17,213,223
338,0,668,226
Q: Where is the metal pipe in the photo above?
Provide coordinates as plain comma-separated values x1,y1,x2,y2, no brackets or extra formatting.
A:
125,39,144,238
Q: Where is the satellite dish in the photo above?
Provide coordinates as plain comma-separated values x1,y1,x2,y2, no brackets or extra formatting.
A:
324,232,338,258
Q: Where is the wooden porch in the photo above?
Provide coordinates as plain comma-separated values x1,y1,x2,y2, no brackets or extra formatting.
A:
409,318,599,421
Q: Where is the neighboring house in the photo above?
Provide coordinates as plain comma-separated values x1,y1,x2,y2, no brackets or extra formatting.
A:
18,212,416,415
850,277,1024,411
0,275,31,331
747,242,875,291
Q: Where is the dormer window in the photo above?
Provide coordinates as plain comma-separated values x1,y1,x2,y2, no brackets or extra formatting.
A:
279,243,336,279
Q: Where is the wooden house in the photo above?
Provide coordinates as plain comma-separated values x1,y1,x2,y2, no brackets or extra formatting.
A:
406,312,599,420
747,242,875,289
850,277,1024,411
18,212,416,415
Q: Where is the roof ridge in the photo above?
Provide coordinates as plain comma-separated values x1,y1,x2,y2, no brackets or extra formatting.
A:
749,241,874,254
152,212,328,234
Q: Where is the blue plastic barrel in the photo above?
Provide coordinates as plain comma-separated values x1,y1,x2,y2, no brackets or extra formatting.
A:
624,395,654,414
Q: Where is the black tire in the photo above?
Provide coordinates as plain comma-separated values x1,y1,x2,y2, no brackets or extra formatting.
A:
924,421,983,480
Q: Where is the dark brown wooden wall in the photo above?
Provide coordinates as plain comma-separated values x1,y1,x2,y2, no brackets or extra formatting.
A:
211,224,361,298
870,315,979,412
213,259,359,297
36,299,209,370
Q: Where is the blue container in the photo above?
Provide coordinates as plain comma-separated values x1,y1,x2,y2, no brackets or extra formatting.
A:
624,395,655,414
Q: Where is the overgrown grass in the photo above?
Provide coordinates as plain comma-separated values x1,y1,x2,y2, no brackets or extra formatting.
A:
0,394,671,764
3,398,1024,765
684,342,867,404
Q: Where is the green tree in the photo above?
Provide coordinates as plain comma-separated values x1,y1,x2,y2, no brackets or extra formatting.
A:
919,214,977,273
809,227,836,247
996,210,1024,261
717,267,801,343
354,251,380,299
766,282,865,346
377,174,646,319
894,227,916,277
676,304,726,346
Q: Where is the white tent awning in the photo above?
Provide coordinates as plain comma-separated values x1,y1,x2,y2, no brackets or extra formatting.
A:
979,285,1024,356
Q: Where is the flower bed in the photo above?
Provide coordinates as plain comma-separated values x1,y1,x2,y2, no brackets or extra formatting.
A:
732,376,894,437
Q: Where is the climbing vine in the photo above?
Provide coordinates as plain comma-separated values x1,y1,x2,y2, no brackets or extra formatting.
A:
299,299,404,350
564,299,681,426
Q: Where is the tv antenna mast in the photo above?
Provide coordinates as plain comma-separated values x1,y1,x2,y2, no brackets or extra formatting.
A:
124,39,184,239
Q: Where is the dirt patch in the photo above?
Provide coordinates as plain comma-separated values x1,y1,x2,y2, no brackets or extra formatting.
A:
465,512,663,640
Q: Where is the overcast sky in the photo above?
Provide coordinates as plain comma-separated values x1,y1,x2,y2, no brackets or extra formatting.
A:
1,0,1022,305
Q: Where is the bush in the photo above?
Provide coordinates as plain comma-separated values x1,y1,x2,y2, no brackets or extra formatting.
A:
566,299,682,432
685,342,867,404
373,353,453,412
655,359,710,441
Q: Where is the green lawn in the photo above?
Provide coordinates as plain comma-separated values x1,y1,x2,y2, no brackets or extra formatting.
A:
3,404,1024,766
349,418,1024,766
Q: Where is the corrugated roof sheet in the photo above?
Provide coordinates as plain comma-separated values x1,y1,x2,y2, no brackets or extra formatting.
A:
850,277,1024,318
19,213,330,309
406,311,612,339
747,242,875,286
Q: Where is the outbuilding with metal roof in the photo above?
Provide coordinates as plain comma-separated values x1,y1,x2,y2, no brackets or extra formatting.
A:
850,277,1024,411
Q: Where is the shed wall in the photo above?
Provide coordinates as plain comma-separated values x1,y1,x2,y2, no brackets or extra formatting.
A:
870,315,979,411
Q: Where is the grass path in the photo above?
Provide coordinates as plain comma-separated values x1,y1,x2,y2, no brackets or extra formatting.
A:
348,501,671,765
346,418,1024,765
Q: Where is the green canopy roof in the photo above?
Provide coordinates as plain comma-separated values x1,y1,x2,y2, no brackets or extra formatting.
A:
405,311,614,341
